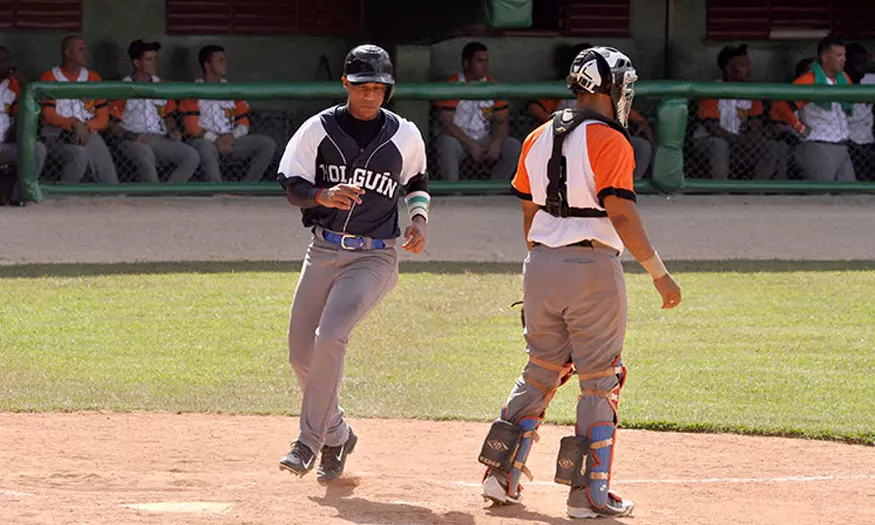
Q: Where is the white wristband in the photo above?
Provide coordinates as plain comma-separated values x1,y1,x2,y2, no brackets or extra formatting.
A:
640,251,668,280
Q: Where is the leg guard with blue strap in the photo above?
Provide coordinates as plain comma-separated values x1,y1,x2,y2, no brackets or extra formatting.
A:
555,355,627,510
479,355,575,500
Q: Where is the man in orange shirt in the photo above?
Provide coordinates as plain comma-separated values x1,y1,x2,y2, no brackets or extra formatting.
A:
434,42,522,181
39,35,117,184
788,37,856,182
477,46,680,519
691,44,779,180
110,40,200,183
0,45,47,181
179,45,276,182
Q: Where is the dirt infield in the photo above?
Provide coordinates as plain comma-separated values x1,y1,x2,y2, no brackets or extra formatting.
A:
2,195,874,524
1,413,874,525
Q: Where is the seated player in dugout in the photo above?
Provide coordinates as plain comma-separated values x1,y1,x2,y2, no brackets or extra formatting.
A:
784,37,856,182
110,40,200,184
768,57,814,180
434,42,523,181
180,45,277,182
691,43,781,180
39,34,118,184
844,43,875,181
0,45,48,181
527,42,654,181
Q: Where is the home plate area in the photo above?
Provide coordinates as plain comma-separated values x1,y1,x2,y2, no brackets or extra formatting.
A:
1,413,873,525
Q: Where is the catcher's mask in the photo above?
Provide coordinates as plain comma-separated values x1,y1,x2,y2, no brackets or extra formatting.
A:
566,46,638,127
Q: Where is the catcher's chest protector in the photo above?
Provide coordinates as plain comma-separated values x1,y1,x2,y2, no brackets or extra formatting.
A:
543,109,631,219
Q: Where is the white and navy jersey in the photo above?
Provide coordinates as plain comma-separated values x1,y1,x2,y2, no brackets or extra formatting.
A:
277,106,428,239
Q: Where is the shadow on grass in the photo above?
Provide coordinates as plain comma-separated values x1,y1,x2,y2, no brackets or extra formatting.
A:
0,259,873,279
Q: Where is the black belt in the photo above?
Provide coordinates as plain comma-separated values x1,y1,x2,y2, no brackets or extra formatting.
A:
538,206,608,218
533,240,593,248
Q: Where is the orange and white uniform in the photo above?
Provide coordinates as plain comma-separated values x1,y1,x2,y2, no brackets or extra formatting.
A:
179,79,250,142
436,72,509,141
0,76,20,140
694,95,764,138
791,71,852,143
512,119,635,254
39,66,108,132
110,75,176,135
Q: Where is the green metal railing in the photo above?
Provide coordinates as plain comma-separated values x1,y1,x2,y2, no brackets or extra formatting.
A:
17,80,875,202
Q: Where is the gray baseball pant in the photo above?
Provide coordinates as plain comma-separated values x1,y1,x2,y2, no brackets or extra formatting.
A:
435,134,522,181
121,136,201,183
191,134,277,182
0,141,48,178
42,126,118,183
287,230,399,454
794,141,857,182
498,242,627,508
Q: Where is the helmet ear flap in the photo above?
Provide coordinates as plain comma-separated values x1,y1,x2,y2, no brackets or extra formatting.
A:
384,84,395,104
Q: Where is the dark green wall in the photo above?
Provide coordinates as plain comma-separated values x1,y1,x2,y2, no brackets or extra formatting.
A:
0,0,353,83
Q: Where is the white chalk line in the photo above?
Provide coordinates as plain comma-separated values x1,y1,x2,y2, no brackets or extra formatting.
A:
0,489,32,497
449,473,875,488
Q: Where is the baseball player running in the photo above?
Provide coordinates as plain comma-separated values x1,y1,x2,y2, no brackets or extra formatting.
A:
476,46,682,518
276,44,430,483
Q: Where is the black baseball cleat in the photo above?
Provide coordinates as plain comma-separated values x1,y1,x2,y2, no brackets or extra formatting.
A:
316,428,358,483
279,441,317,477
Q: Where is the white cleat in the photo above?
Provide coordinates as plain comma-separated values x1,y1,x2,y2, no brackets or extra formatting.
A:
567,493,635,519
481,474,520,506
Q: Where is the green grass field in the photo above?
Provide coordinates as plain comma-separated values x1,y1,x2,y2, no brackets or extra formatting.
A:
1,261,873,445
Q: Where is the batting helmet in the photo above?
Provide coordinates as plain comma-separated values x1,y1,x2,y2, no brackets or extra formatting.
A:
343,44,395,102
566,46,638,127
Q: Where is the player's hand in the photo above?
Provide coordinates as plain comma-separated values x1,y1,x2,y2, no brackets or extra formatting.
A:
215,134,235,154
485,140,502,162
316,183,364,210
402,216,427,254
654,274,682,309
168,130,182,142
137,133,151,143
73,120,90,145
468,142,486,163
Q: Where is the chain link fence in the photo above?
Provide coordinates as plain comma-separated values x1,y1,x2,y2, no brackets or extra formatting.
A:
31,90,875,187
30,92,661,185
34,96,341,184
684,97,875,182
423,98,657,182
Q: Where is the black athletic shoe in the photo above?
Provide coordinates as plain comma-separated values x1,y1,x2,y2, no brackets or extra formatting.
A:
279,441,316,477
316,428,358,483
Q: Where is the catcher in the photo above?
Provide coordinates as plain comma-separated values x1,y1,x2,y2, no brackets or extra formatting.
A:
477,46,681,519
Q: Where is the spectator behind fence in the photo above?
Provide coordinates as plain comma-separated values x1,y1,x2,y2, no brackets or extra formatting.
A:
39,35,118,184
180,45,277,182
0,45,47,179
790,37,856,182
691,43,779,180
434,42,522,181
527,43,653,180
844,43,875,181
110,40,200,184
768,57,815,180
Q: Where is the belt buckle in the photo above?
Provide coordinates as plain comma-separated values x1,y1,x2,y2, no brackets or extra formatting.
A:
340,234,361,251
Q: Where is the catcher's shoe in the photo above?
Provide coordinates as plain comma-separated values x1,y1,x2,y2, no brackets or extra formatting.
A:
317,428,358,484
567,490,635,519
481,473,521,506
279,441,316,477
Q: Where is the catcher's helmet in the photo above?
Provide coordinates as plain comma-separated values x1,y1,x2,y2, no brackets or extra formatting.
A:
566,46,638,127
343,44,395,102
